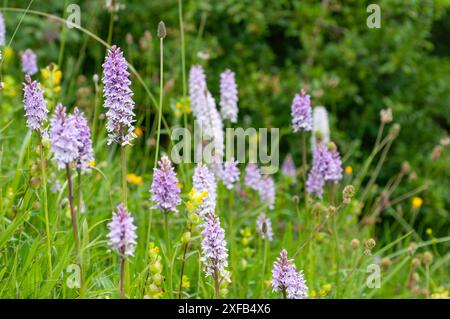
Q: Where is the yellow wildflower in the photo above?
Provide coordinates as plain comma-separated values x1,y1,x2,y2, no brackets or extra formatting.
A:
88,160,96,167
412,197,423,209
185,188,208,213
134,127,144,138
127,173,143,186
174,97,191,117
323,284,332,292
345,165,353,175
41,68,49,79
53,70,62,85
182,275,190,289
426,228,432,236
430,287,449,299
3,47,14,62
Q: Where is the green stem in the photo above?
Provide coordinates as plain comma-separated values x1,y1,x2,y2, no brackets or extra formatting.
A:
164,213,172,298
154,37,164,168
91,80,100,144
120,256,125,298
39,137,52,275
332,212,340,297
213,268,220,299
107,12,114,45
66,163,83,294
260,238,268,297
121,146,127,206
76,168,82,215
178,0,187,96
301,131,308,209
57,0,69,67
177,224,191,298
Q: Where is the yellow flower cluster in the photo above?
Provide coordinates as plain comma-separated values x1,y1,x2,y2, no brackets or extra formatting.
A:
309,284,333,298
41,64,63,97
144,243,164,299
174,97,191,117
185,188,208,214
127,173,143,186
239,227,254,270
181,275,190,289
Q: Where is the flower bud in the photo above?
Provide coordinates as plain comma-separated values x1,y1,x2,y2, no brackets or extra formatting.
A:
150,260,163,274
30,177,41,188
152,273,163,285
401,161,411,174
188,212,200,225
380,108,393,123
157,21,166,39
350,238,360,250
33,201,41,210
365,238,376,249
388,123,401,139
411,258,421,267
422,251,433,265
181,231,191,244
408,242,417,255
381,257,392,270
343,185,355,204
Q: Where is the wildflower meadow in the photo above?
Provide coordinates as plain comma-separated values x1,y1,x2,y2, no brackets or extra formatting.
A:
0,0,449,302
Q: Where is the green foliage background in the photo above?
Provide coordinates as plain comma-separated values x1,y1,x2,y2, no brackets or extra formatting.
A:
8,0,447,237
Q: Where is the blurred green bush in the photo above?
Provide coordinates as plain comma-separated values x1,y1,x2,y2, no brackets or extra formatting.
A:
2,0,449,237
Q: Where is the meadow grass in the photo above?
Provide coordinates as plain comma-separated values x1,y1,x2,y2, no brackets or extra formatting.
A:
0,2,449,299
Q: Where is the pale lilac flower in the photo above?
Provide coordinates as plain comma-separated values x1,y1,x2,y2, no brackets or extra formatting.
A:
244,163,261,190
306,143,342,197
189,65,224,163
107,203,137,258
71,108,94,171
22,75,48,133
102,45,136,146
311,106,330,151
256,213,273,241
201,213,229,278
325,143,343,183
258,175,275,210
291,90,312,132
205,91,224,163
193,163,217,218
306,144,330,198
281,154,296,178
0,13,5,46
150,156,181,213
219,69,238,123
21,49,38,76
219,158,240,190
49,103,81,169
189,65,208,124
272,249,308,299
306,168,325,198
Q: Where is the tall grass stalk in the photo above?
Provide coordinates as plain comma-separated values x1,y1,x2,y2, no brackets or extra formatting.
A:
164,213,173,298
39,136,52,275
65,163,83,294
178,223,192,298
121,146,127,205
154,27,165,169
